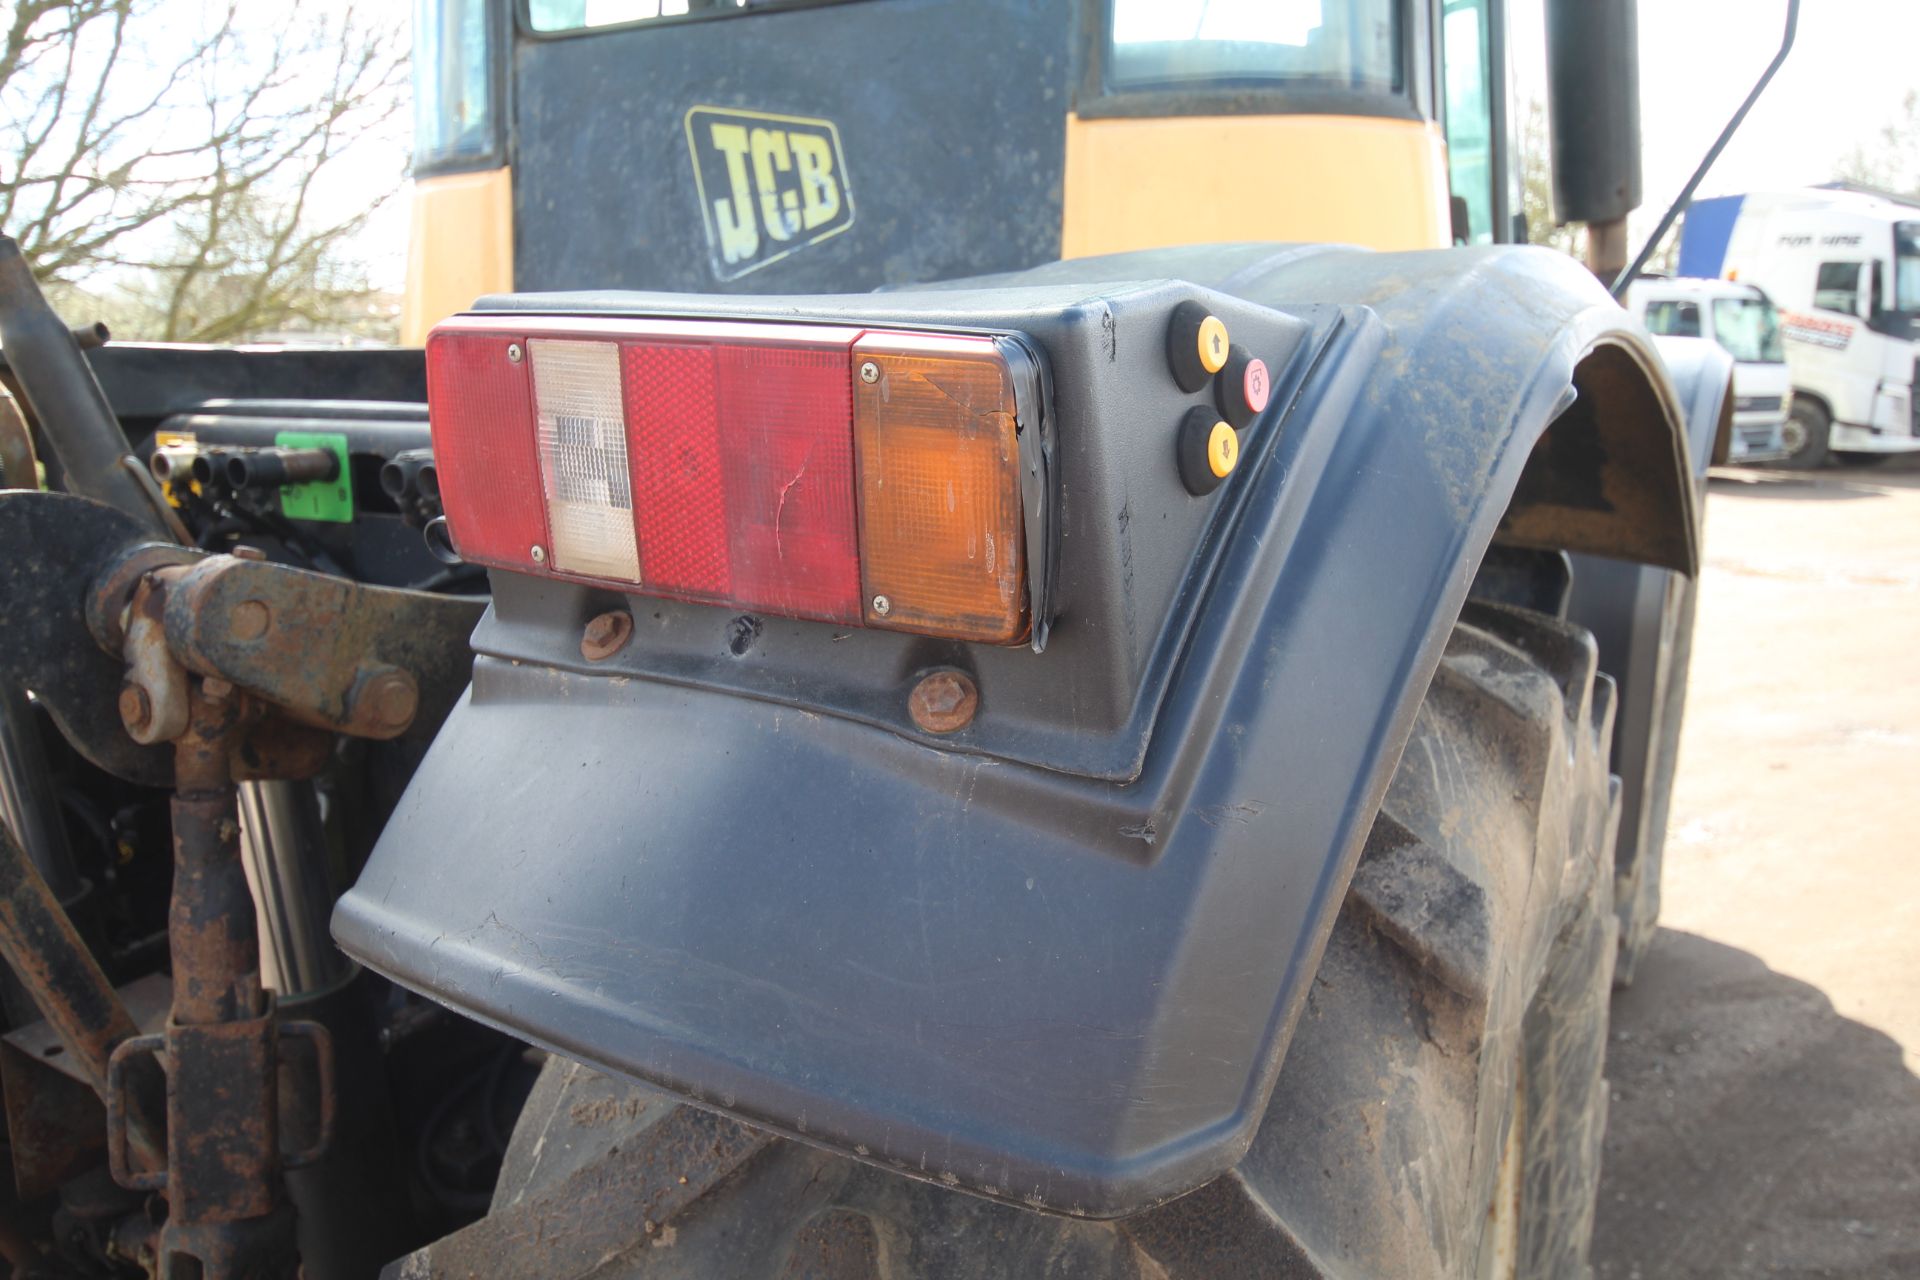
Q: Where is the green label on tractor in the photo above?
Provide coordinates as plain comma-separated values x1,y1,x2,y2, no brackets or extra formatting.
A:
274,431,352,523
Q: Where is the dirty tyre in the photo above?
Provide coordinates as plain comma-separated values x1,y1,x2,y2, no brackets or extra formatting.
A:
477,604,1621,1279
1777,399,1830,470
1128,600,1621,1278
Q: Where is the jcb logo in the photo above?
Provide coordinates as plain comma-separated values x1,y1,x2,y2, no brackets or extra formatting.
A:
685,107,855,282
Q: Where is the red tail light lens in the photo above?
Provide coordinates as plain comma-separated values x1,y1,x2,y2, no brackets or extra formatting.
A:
426,316,1036,642
423,330,548,572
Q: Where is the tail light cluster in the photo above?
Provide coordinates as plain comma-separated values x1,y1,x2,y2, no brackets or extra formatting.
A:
425,316,1042,644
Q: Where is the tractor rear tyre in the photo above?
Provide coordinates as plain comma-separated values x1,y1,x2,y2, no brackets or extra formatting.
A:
477,600,1623,1279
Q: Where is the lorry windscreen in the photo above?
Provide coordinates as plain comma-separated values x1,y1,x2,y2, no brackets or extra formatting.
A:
1897,222,1920,313
1108,0,1399,94
1713,297,1787,364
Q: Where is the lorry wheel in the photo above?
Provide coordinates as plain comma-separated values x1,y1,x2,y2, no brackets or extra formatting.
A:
474,602,1620,1280
1778,399,1830,470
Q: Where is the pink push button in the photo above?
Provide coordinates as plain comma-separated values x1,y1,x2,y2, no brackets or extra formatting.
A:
1216,345,1270,428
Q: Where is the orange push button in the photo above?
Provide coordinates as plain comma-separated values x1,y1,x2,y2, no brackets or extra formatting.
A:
1167,302,1229,392
1177,406,1238,495
1208,421,1239,477
1215,344,1271,428
1197,316,1230,374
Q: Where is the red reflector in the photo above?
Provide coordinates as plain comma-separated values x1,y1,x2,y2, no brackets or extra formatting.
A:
622,342,860,621
425,332,549,571
712,344,860,622
623,343,727,598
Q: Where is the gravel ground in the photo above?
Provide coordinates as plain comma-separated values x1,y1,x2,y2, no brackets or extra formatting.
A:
1591,462,1920,1279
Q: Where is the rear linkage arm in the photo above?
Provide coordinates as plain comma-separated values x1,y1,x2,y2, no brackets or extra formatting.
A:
0,488,481,1279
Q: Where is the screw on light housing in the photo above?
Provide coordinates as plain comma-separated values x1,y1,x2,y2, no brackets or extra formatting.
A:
506,343,523,363
859,360,880,384
871,594,891,616
530,545,546,564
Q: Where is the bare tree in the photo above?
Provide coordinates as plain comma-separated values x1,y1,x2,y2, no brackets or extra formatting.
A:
1519,98,1585,260
0,0,407,342
1835,89,1920,200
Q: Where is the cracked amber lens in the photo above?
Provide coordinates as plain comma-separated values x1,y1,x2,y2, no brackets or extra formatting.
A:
852,335,1027,644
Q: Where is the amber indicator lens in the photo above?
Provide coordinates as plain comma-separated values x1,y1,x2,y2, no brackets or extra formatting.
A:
853,334,1027,644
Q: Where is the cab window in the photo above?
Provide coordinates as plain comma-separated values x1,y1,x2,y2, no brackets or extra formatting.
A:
528,0,823,32
1711,298,1786,364
1642,300,1702,339
1107,0,1399,94
1813,261,1864,316
414,0,498,173
1896,222,1920,313
1441,0,1494,244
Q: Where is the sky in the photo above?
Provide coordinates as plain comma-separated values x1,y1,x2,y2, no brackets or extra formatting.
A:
337,0,1917,291
1635,0,1919,224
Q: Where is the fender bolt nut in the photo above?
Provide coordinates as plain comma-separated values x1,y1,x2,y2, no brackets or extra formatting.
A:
581,609,634,661
909,670,978,734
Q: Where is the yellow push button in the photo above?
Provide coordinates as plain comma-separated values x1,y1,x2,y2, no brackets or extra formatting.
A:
1208,420,1239,478
1167,301,1229,392
1196,315,1230,375
1178,406,1237,495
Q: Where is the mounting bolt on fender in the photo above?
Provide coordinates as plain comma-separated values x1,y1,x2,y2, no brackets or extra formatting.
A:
909,669,978,734
580,610,634,661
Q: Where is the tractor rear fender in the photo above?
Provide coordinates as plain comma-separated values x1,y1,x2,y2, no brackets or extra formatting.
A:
333,244,1702,1218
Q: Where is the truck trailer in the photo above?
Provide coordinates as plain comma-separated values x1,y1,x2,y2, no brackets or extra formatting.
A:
1679,185,1920,467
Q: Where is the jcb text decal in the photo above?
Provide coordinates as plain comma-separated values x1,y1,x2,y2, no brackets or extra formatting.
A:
685,106,855,281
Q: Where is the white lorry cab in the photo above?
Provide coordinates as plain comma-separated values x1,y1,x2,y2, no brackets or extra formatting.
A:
1625,277,1792,464
1678,186,1920,468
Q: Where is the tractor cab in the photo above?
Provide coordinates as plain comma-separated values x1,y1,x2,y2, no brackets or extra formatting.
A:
404,0,1549,340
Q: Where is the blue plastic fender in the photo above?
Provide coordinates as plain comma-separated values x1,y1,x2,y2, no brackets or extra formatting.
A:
334,244,1703,1217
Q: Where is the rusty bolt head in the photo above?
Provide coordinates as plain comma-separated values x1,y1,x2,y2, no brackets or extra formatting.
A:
908,669,978,734
117,683,152,734
359,671,419,734
229,545,266,562
581,609,634,661
200,677,235,702
230,598,271,641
